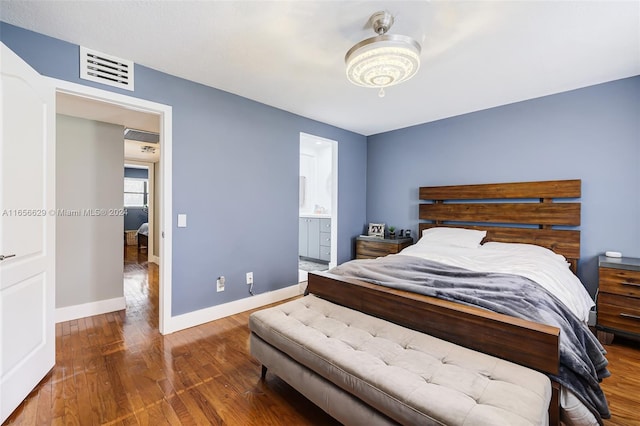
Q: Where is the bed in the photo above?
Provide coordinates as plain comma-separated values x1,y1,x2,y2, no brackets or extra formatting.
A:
306,179,610,426
137,222,148,252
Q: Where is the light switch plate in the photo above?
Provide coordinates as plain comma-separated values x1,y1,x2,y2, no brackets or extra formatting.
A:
177,214,187,228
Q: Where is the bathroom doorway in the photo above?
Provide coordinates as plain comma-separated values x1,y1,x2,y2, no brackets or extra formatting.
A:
298,133,338,282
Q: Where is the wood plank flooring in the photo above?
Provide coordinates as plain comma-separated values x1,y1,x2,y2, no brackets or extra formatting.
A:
4,246,338,426
600,336,640,425
4,246,640,425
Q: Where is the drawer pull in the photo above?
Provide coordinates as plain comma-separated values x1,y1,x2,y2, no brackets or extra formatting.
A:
619,313,640,321
621,282,640,288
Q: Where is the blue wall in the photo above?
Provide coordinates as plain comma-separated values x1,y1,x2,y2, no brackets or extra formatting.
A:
1,22,367,315
367,76,640,297
124,208,147,231
4,21,637,305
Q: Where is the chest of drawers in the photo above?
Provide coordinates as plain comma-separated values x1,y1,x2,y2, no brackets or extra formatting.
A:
597,255,640,343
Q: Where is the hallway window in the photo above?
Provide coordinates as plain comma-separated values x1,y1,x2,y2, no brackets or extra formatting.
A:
124,178,148,207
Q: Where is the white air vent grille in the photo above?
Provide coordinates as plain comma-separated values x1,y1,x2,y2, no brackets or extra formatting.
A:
124,128,159,144
80,46,134,91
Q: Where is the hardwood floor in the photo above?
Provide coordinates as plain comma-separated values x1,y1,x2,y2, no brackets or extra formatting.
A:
4,246,338,426
4,246,640,425
600,336,640,425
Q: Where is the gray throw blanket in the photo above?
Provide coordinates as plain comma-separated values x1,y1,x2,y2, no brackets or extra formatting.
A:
328,255,610,424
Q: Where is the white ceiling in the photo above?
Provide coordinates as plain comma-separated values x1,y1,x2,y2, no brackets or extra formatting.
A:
2,1,639,136
56,92,160,163
123,139,160,163
56,92,160,133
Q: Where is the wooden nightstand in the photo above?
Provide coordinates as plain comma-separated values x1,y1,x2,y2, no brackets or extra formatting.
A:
355,235,413,259
597,255,640,344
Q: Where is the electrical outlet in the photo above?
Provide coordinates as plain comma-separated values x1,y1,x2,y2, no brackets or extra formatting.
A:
246,272,253,285
217,276,225,292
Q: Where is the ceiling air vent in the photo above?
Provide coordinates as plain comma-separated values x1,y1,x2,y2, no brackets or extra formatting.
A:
80,46,134,91
124,128,159,144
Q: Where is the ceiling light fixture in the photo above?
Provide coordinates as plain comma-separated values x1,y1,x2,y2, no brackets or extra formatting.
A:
345,11,421,98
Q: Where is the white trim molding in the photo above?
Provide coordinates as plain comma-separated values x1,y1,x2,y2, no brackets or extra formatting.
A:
163,284,304,334
124,159,156,264
47,76,173,335
56,297,126,323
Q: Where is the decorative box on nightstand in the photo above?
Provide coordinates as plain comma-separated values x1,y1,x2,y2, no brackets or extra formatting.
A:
355,235,413,260
596,255,640,344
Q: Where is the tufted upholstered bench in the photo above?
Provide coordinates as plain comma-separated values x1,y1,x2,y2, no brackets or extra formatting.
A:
249,294,552,426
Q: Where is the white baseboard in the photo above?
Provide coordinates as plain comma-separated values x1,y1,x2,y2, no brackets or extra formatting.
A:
56,297,126,323
164,283,303,334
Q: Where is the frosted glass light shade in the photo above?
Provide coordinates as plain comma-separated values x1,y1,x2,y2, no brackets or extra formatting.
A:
345,34,421,88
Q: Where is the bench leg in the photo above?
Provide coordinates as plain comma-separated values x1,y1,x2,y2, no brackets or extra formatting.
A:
260,365,268,380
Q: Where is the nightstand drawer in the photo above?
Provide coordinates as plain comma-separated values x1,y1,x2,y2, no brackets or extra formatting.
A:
355,237,413,260
598,293,640,335
599,267,640,298
356,240,397,258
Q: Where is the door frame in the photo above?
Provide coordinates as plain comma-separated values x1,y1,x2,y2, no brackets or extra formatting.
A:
48,77,174,335
124,160,157,264
299,132,338,269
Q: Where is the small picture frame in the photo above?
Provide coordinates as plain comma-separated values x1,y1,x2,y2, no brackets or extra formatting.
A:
368,223,385,238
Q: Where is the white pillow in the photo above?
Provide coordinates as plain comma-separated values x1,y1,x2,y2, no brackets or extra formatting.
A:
481,241,569,266
418,227,487,249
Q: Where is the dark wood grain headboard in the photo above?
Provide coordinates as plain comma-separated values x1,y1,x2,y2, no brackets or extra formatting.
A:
418,179,581,273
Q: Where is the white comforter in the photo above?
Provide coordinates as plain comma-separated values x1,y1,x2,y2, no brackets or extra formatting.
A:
397,241,601,425
137,222,149,236
398,242,595,323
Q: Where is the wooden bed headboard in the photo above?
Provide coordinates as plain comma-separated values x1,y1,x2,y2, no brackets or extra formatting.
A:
418,179,581,272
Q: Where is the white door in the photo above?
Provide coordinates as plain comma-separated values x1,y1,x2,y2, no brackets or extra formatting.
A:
0,42,55,423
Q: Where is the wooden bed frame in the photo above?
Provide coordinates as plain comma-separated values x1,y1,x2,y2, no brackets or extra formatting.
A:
307,179,583,426
138,232,148,252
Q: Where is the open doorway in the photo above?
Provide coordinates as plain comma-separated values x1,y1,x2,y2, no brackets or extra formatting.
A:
122,158,159,325
124,164,150,255
298,133,338,282
53,80,173,334
124,161,158,262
